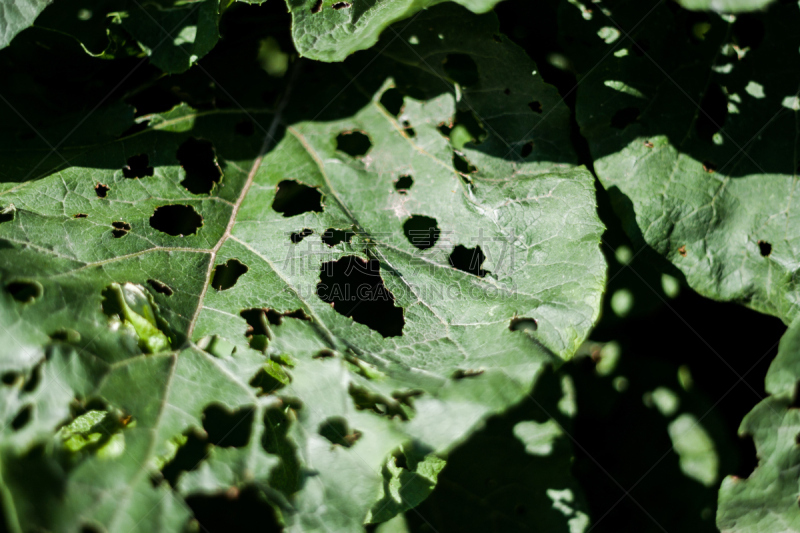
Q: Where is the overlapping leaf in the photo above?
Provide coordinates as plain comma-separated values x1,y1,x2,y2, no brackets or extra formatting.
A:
0,0,53,48
0,4,604,532
717,318,800,532
282,0,503,62
406,367,589,533
565,0,800,323
677,0,777,12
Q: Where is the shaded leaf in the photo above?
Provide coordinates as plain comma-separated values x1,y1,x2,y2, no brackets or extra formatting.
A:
567,0,800,323
717,318,800,532
283,0,504,62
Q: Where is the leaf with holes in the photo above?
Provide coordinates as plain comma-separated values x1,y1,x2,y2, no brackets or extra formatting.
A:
281,0,505,62
0,4,604,532
717,317,800,532
565,0,800,323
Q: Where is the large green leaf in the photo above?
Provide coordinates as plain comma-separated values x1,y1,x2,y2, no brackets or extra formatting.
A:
283,0,504,62
0,4,604,531
677,0,777,12
566,0,800,322
0,0,53,48
717,318,800,532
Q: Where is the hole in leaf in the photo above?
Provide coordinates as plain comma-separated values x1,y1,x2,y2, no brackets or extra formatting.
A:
758,240,772,257
350,384,408,420
504,88,511,96
6,280,43,303
149,205,203,236
290,229,313,244
451,110,486,146
235,119,255,136
510,316,538,332
395,175,413,194
392,389,423,408
528,101,543,113
610,107,640,129
322,228,353,246
240,308,309,340
272,180,324,217
147,279,174,296
95,183,109,198
0,205,13,223
453,151,477,174
314,349,335,358
438,121,452,138
380,88,404,116
311,0,322,12
1,372,17,385
111,221,131,238
402,120,416,138
703,161,717,174
493,34,503,43
678,245,687,257
202,405,253,447
122,154,154,179
177,138,223,195
250,366,289,395
11,405,32,430
23,364,41,393
50,328,80,343
317,256,405,337
521,141,534,158
449,245,487,277
403,215,440,250
318,416,361,447
443,54,479,86
211,259,249,291
240,309,270,345
186,486,283,533
452,369,484,379
696,84,727,143
394,450,409,470
332,1,351,8
73,213,88,218
336,131,372,157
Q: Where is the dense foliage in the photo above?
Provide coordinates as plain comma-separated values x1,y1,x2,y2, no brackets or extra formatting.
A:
0,0,796,531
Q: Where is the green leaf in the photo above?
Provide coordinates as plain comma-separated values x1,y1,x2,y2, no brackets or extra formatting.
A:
0,0,54,48
0,4,604,531
404,368,590,533
284,0,504,62
717,319,800,532
676,0,777,12
567,0,800,322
